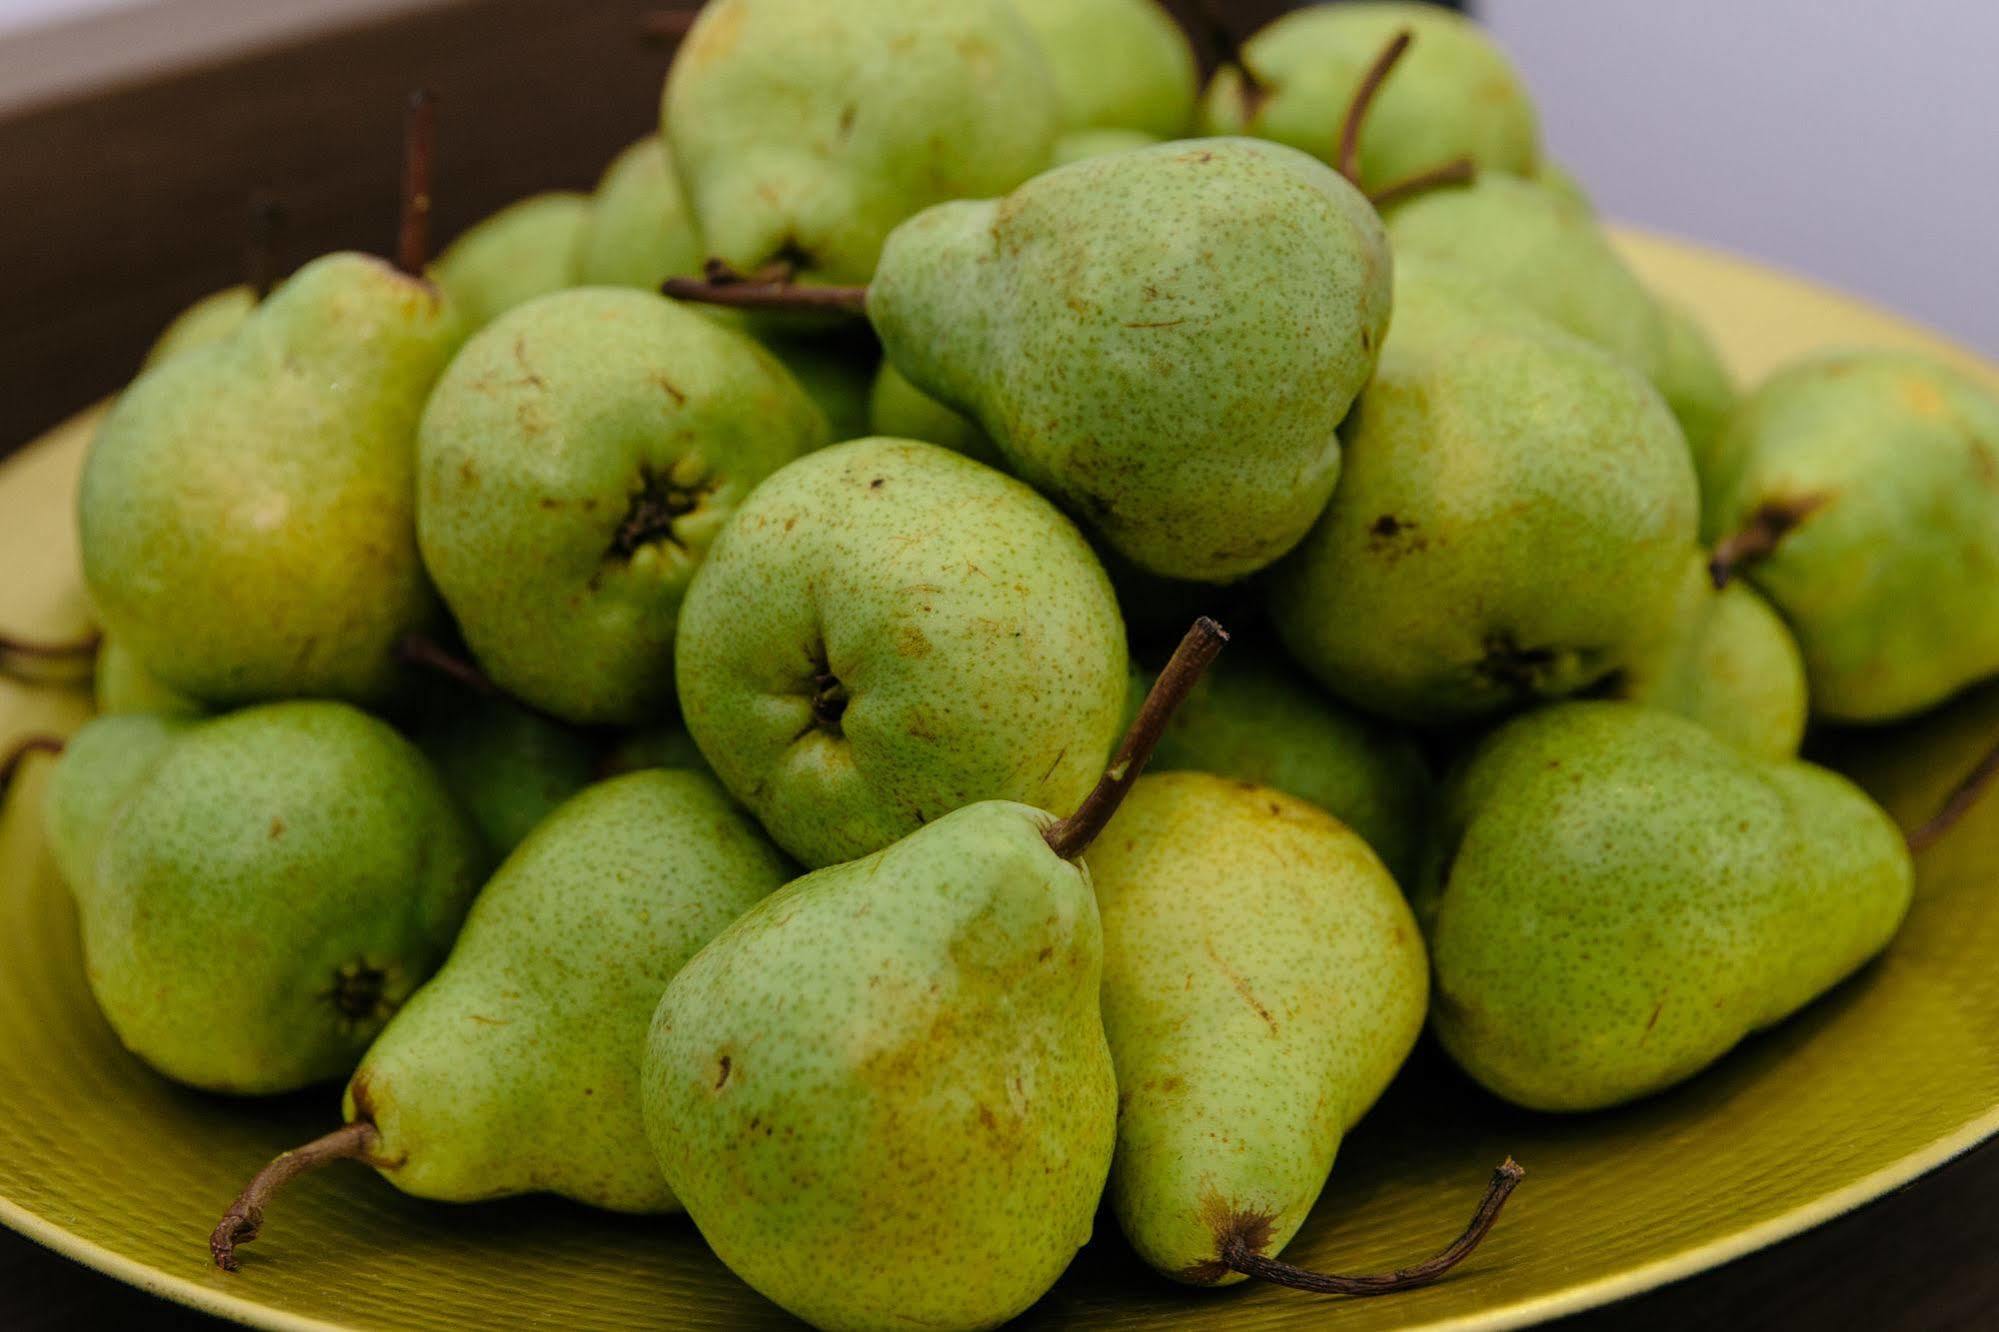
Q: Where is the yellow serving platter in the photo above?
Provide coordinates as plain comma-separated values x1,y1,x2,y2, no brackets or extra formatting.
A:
2,230,1997,1331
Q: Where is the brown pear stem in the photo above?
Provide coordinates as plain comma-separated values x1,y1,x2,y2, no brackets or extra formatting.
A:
396,90,437,276
1042,617,1228,862
663,262,869,316
394,633,504,699
0,630,101,684
1367,155,1478,209
640,9,698,43
1708,496,1827,589
245,190,285,300
211,1120,381,1271
0,735,65,789
1337,28,1414,187
1224,1159,1525,1296
1906,734,1999,855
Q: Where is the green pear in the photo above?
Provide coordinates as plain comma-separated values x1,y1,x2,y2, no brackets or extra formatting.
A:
572,135,704,288
675,437,1128,868
866,360,1001,466
1702,351,1999,722
663,0,1058,286
1199,1,1541,195
1128,652,1432,882
412,692,598,859
94,634,203,718
1268,256,1698,724
1090,772,1426,1282
143,285,256,368
869,137,1390,582
1013,0,1197,137
1422,701,1913,1112
45,701,484,1095
1535,160,1594,214
1050,127,1164,168
416,287,828,724
432,192,591,332
1655,297,1737,470
599,717,707,777
1605,552,1807,761
80,253,461,706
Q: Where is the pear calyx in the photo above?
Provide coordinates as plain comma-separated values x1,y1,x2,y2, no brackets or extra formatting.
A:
0,629,100,684
1708,494,1829,589
397,90,437,277
210,1120,386,1271
0,735,64,790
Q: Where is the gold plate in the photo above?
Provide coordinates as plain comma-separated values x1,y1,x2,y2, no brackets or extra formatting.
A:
2,230,1997,1331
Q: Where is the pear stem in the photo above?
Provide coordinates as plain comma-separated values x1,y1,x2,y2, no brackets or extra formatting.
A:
663,261,869,316
210,1120,381,1271
640,9,698,43
394,634,506,700
1041,617,1228,862
1708,496,1827,589
245,190,285,300
0,630,101,684
0,735,65,790
396,90,437,277
1337,28,1414,187
1224,1158,1525,1296
1906,734,1999,855
1367,155,1478,210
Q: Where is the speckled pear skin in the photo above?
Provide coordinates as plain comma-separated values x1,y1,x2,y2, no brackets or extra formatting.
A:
346,770,791,1211
42,712,195,894
1268,257,1698,725
59,702,484,1096
663,0,1058,286
674,438,1128,869
1607,553,1807,761
1014,0,1196,137
1385,173,1670,385
573,135,704,288
867,361,1002,466
417,288,829,725
142,285,256,368
433,193,591,333
870,137,1391,582
642,800,1115,1332
1654,298,1737,470
412,693,599,859
1700,351,1999,723
1089,773,1426,1283
1124,652,1433,882
80,253,459,707
1199,1,1540,195
1049,127,1164,168
1421,702,1913,1113
93,634,203,718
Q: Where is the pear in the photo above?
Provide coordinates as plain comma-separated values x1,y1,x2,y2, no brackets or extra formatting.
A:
1702,351,1999,722
433,192,591,332
1200,1,1540,195
44,701,484,1095
599,717,707,778
866,361,1001,466
1655,298,1737,469
416,287,829,724
1013,0,1197,138
1422,701,1913,1112
94,634,203,719
572,135,704,288
755,327,879,441
1090,772,1429,1283
1268,256,1699,725
210,770,792,1269
1050,127,1164,168
675,437,1128,868
1128,652,1433,881
1535,160,1594,214
143,285,256,368
663,0,1058,286
1604,552,1808,761
412,692,598,859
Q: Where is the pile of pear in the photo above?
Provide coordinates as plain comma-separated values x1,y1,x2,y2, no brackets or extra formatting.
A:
2,2,1996,1329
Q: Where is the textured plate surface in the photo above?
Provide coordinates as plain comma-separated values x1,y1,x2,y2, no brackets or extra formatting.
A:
2,231,1998,1331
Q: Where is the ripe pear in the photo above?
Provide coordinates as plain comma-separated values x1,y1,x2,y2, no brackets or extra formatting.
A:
44,701,484,1095
94,634,203,718
416,287,829,724
1013,0,1197,137
866,361,1001,466
1655,298,1737,469
1535,160,1594,214
80,252,461,706
143,285,256,368
411,692,598,859
870,137,1390,581
674,437,1127,867
1423,702,1913,1112
1702,351,1999,722
663,0,1058,286
1200,1,1541,195
433,192,590,332
1128,652,1432,881
1050,127,1164,168
572,135,703,288
1269,256,1698,724
1090,772,1426,1282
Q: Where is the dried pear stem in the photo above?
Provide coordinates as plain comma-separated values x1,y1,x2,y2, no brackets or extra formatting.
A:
1223,1158,1525,1296
245,190,285,300
1906,734,1999,855
0,630,100,684
394,633,506,700
0,735,64,789
396,90,437,277
1367,156,1477,209
663,260,869,316
1337,29,1414,187
1708,496,1827,589
640,9,698,43
1042,617,1228,862
211,1121,382,1271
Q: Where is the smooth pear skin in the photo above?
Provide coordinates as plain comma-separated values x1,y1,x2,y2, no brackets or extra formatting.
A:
867,361,1001,466
674,438,1127,868
1422,702,1913,1112
572,136,704,288
643,801,1115,1332
433,192,591,332
346,770,791,1211
1013,0,1197,137
94,634,203,718
1269,258,1698,724
1654,297,1738,471
80,253,459,706
1200,1,1540,194
1700,351,1999,722
143,285,256,367
1091,774,1426,1283
871,138,1390,582
412,693,600,859
417,288,829,724
662,0,1058,285
48,702,484,1095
